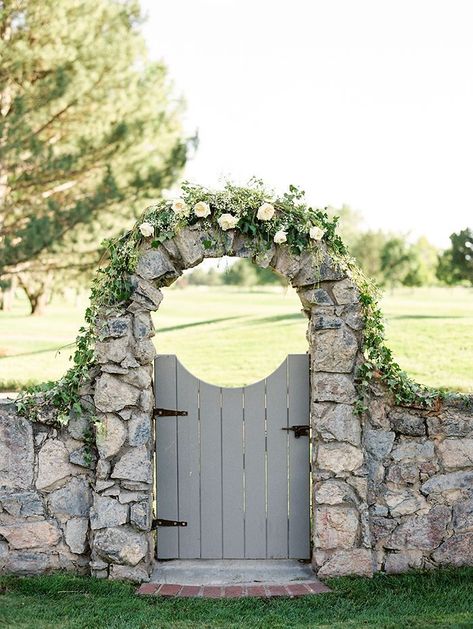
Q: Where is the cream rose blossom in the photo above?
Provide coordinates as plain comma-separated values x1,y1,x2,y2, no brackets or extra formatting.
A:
309,225,325,241
194,201,211,218
257,202,275,221
171,198,189,216
217,213,239,231
273,229,287,244
139,222,154,237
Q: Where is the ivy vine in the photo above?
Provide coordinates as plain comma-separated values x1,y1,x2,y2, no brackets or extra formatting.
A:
17,179,458,424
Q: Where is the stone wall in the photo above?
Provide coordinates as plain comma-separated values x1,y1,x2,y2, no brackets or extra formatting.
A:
366,387,473,574
0,400,92,575
1,223,472,582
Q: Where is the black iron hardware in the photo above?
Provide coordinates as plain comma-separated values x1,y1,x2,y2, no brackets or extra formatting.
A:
154,408,188,417
152,518,188,528
281,425,310,438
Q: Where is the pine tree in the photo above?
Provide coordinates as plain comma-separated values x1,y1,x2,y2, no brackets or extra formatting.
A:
0,0,190,309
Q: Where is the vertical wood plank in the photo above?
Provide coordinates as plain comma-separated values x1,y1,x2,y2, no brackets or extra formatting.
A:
266,359,289,558
200,382,223,558
155,355,178,559
244,380,266,558
221,387,245,558
288,354,311,559
176,360,200,558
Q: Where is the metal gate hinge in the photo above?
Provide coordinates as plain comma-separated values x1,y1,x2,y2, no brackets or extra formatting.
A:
154,408,188,417
152,518,188,528
281,425,310,438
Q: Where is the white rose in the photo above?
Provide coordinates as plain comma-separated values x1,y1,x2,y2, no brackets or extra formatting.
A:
194,201,211,218
309,225,325,241
273,229,287,244
257,202,275,221
217,213,239,231
139,222,154,237
171,198,189,216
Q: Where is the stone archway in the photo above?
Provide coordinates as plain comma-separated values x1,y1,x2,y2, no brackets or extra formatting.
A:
90,224,372,581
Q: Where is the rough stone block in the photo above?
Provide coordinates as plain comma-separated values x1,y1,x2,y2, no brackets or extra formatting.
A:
388,410,426,437
93,526,148,566
314,403,361,446
432,532,473,566
96,414,127,460
316,548,373,578
95,337,130,364
312,373,356,404
135,248,178,281
99,316,131,339
133,339,156,366
315,480,356,505
36,439,77,491
111,447,152,484
391,440,434,463
298,287,334,309
94,374,141,413
438,438,473,470
90,495,128,529
384,550,423,574
314,506,359,549
365,430,395,460
385,489,428,517
317,442,363,473
0,407,34,490
332,278,360,305
109,563,150,582
421,471,473,495
129,275,164,310
47,477,91,519
130,501,151,530
128,413,151,447
452,498,473,532
65,518,89,554
133,312,155,340
387,505,450,551
312,326,358,373
0,521,61,549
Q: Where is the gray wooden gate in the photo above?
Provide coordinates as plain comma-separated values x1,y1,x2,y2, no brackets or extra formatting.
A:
154,354,310,560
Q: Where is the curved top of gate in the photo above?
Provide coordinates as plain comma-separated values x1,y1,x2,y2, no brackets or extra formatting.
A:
154,353,308,391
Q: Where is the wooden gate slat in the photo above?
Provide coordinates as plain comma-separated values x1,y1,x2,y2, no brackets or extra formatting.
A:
155,355,179,559
199,382,223,558
222,387,245,558
288,354,311,559
244,380,266,558
176,361,200,558
266,358,289,558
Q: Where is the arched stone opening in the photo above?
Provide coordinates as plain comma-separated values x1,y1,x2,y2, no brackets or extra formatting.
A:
91,223,371,581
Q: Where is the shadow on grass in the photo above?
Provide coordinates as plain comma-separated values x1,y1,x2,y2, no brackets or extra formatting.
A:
156,316,246,335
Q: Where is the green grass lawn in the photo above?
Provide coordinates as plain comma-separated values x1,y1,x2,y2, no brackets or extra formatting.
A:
1,569,473,628
0,285,472,392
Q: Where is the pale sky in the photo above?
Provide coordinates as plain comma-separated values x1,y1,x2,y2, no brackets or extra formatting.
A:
141,0,473,248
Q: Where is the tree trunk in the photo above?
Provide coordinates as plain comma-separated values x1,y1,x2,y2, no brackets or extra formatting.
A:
29,290,49,316
0,275,17,311
19,271,53,316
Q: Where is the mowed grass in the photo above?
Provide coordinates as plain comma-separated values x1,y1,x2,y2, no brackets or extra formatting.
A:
0,285,472,392
1,569,473,628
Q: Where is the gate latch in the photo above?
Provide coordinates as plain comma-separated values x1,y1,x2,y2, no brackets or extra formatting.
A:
152,518,188,528
154,408,188,417
282,425,310,438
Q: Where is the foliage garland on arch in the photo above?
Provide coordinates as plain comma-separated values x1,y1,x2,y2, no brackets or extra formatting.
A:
16,180,448,422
